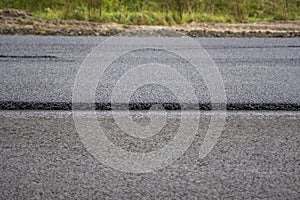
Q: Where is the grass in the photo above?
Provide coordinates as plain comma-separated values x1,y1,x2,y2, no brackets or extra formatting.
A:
33,8,236,25
29,7,300,25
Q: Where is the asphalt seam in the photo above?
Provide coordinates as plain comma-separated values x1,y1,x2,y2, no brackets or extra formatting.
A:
0,101,299,111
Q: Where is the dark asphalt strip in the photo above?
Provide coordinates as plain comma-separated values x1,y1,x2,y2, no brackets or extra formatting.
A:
0,101,299,111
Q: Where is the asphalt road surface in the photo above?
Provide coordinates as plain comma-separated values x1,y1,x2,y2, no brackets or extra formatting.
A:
1,111,299,199
0,36,299,110
0,36,299,199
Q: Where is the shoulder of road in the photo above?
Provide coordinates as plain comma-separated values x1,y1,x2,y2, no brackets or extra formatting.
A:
1,9,300,38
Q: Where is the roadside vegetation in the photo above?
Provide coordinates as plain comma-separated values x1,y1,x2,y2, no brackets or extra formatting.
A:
1,0,300,25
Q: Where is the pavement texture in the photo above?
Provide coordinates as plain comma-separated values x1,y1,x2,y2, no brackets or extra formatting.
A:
0,111,299,199
0,36,299,110
0,36,300,199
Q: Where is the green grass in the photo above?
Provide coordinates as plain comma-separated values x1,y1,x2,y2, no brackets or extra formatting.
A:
33,7,237,25
13,4,300,26
2,0,299,25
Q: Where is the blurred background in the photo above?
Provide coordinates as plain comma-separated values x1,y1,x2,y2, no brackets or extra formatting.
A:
1,0,300,25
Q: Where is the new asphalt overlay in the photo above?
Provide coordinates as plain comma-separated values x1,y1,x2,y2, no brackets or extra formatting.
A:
0,36,299,110
0,36,299,199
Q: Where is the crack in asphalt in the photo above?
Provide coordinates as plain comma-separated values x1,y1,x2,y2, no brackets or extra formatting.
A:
0,55,74,62
205,45,300,49
0,55,58,59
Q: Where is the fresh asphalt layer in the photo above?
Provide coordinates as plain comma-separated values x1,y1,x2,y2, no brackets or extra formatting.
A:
0,36,299,110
